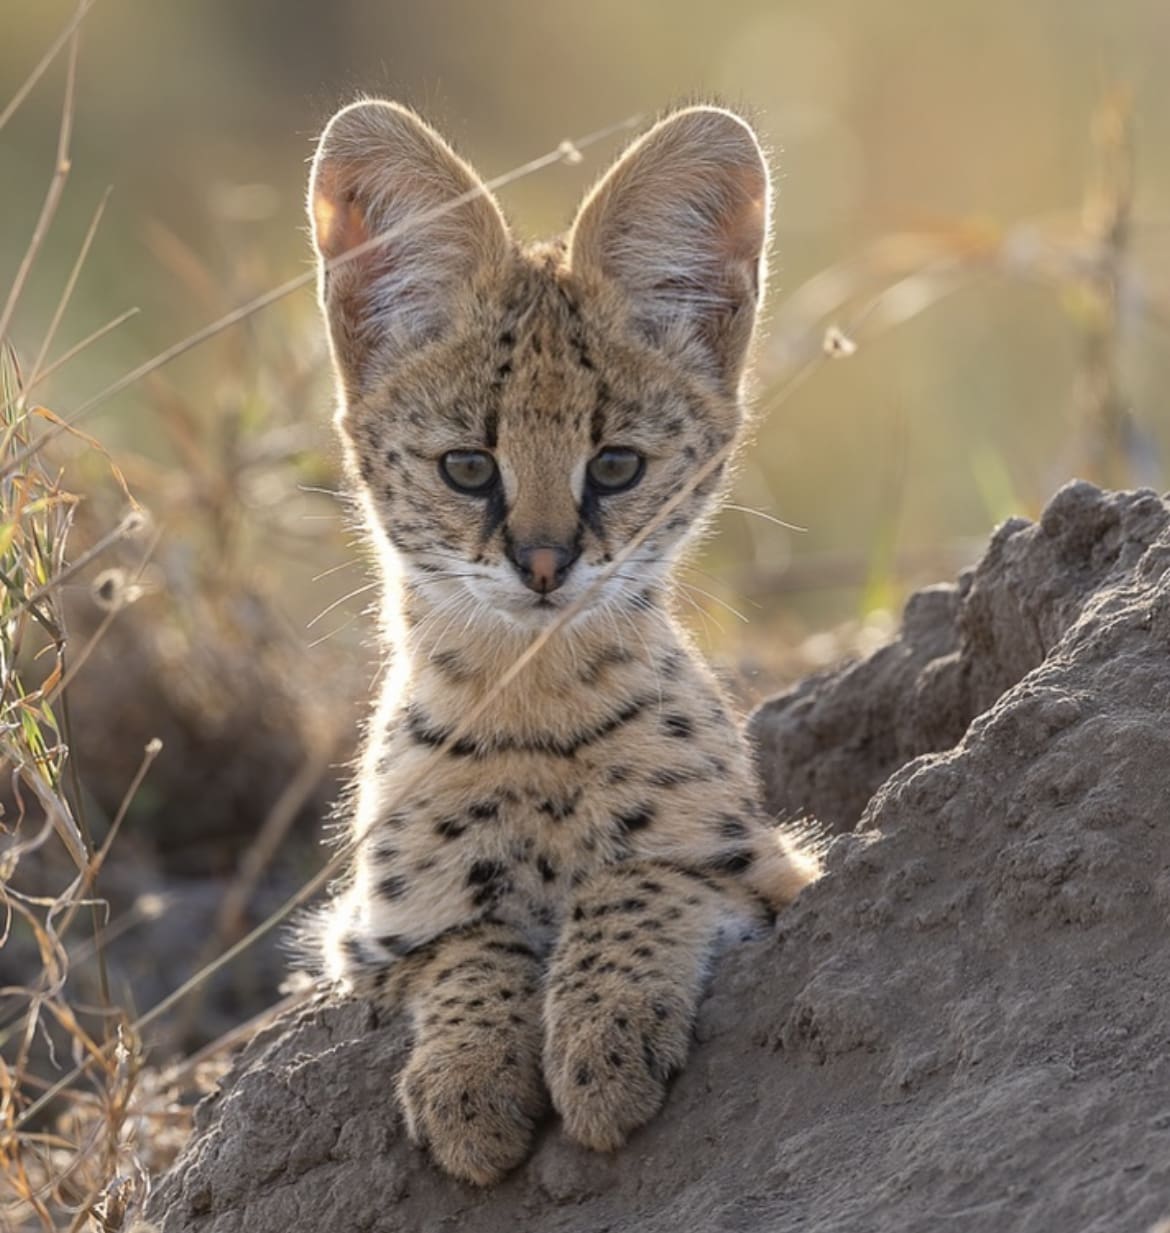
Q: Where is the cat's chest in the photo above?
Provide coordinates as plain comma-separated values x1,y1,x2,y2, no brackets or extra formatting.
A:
357,718,754,951
374,751,660,891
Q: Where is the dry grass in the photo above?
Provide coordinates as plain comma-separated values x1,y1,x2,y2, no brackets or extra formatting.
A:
0,7,1164,1230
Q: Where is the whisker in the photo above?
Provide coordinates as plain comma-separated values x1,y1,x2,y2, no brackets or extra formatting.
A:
722,502,807,533
306,581,380,629
607,597,664,709
672,584,727,637
307,611,361,650
675,580,750,624
409,590,481,646
312,558,362,582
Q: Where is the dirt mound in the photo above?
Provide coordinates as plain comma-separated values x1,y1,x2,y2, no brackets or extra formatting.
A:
143,482,1170,1233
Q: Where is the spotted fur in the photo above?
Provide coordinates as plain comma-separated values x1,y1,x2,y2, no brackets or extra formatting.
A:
308,99,820,1185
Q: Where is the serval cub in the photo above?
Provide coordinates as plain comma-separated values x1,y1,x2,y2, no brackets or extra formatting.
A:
308,99,819,1185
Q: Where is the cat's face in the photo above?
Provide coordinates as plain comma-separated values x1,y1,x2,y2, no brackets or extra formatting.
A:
309,102,769,632
339,254,743,630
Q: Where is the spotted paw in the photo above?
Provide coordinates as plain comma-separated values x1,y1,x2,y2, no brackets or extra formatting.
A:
398,1037,546,1185
544,994,691,1152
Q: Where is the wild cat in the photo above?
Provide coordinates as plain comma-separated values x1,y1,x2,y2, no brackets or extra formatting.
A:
306,99,819,1185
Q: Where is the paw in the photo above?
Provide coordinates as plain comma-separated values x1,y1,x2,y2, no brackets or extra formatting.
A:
544,994,691,1152
398,1037,546,1185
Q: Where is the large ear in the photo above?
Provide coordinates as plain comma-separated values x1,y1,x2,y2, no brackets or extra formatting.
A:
308,100,512,394
569,106,770,390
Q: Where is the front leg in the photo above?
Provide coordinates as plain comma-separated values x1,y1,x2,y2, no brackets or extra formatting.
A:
543,861,736,1152
398,919,546,1185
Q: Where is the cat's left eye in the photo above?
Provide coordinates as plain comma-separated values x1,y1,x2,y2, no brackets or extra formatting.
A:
587,447,644,494
439,449,498,495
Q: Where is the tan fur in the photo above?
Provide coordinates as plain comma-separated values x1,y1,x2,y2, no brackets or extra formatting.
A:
307,100,819,1186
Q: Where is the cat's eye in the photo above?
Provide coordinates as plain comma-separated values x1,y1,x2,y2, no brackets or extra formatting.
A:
587,447,644,494
439,449,498,494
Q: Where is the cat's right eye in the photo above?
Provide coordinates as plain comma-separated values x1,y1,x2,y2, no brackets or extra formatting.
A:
439,449,498,495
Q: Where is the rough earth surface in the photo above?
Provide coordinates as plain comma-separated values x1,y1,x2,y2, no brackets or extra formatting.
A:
143,482,1170,1233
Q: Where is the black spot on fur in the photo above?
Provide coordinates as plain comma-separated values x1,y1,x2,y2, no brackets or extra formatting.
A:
376,933,415,957
718,815,748,841
614,806,655,834
414,699,650,761
662,652,686,677
662,713,694,739
481,402,499,448
378,874,409,901
484,939,536,959
648,766,701,788
467,860,504,896
710,849,755,874
405,706,450,748
435,817,466,840
642,1038,665,1078
430,648,471,682
579,644,634,685
538,789,581,820
589,390,608,445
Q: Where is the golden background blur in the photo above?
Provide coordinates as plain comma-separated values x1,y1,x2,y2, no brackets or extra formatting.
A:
5,0,1169,664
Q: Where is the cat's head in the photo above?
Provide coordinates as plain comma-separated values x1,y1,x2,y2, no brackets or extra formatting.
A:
308,100,770,631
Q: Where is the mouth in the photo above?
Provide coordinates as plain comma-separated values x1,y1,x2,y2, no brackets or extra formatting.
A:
499,590,578,627
462,576,595,628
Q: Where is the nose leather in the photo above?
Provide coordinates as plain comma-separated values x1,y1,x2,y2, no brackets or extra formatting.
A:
509,542,579,595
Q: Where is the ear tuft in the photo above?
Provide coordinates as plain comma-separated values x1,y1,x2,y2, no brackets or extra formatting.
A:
569,106,771,388
308,100,511,393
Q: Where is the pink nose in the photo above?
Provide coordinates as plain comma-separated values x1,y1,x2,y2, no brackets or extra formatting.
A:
510,543,578,594
527,548,560,593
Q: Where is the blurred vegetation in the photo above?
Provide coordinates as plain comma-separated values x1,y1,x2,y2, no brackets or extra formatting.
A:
1,1,1168,1227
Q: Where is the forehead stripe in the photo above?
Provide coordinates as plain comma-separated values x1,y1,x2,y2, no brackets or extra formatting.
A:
483,404,499,449
589,386,608,447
